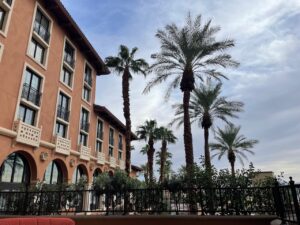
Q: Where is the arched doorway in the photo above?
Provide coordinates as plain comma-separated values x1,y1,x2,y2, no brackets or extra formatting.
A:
90,168,103,210
93,168,102,182
43,160,63,185
72,165,88,184
0,153,30,190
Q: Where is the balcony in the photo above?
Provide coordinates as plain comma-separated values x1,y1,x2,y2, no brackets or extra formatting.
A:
109,156,116,168
97,152,105,165
57,105,70,122
33,22,50,43
80,122,90,133
79,145,90,161
84,76,92,87
54,135,70,156
21,83,41,106
64,54,75,69
119,160,125,170
13,120,41,147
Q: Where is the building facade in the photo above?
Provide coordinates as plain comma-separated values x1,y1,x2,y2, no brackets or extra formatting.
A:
0,0,138,189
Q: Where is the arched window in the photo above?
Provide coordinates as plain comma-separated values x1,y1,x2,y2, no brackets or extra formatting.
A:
72,165,86,183
93,168,102,181
0,153,30,184
44,161,63,184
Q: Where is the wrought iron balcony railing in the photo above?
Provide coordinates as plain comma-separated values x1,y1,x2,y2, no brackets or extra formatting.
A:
57,105,70,122
21,83,41,106
80,122,90,133
64,54,75,68
33,22,50,43
84,76,92,87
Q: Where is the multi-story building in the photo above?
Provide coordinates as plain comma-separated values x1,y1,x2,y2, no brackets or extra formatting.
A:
0,0,139,189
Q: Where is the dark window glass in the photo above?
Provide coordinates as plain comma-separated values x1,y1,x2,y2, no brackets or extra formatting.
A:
72,166,85,183
83,86,90,102
5,0,13,6
96,120,103,139
57,92,70,121
29,38,45,64
61,67,72,87
34,9,50,42
56,122,67,138
109,128,114,146
96,141,102,152
84,65,92,86
118,134,123,150
0,153,30,184
118,151,122,160
79,132,87,146
64,42,75,67
80,108,89,132
0,7,6,31
44,161,62,184
18,104,36,125
109,146,113,157
22,69,42,106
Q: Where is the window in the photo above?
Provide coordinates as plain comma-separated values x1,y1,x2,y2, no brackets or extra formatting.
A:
34,8,50,43
118,134,123,150
72,166,86,183
109,128,114,146
118,151,122,160
0,153,30,184
61,67,72,87
29,38,45,64
79,132,88,146
57,92,70,121
109,146,113,157
96,140,102,152
0,7,5,31
4,0,12,6
18,104,36,125
56,122,67,138
84,65,92,87
80,108,89,132
21,68,42,106
64,41,75,68
96,120,103,140
44,161,62,184
0,43,4,62
83,86,90,102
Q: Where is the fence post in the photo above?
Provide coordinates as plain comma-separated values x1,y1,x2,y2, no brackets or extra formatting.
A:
289,177,300,224
272,178,285,220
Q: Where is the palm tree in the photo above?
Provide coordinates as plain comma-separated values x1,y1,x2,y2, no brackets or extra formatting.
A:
140,163,149,185
210,124,258,177
144,13,238,177
136,120,160,184
105,45,149,175
172,81,244,170
156,151,173,182
157,127,177,183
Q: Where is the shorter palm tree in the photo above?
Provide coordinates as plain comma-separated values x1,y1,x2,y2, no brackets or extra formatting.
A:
156,151,173,182
140,163,149,185
157,127,177,183
136,120,160,184
210,124,258,177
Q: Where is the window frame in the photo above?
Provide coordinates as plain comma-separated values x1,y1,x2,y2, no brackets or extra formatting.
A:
0,0,14,37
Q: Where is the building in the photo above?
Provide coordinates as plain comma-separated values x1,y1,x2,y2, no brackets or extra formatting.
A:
0,0,138,190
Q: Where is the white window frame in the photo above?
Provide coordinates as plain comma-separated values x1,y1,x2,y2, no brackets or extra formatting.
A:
0,0,15,38
78,105,90,147
95,117,104,153
82,61,93,105
0,42,3,62
108,126,115,157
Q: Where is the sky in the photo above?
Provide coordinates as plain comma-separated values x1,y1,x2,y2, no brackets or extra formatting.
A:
61,0,300,181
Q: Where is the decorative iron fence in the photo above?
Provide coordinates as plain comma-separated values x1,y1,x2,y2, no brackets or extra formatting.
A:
0,179,298,224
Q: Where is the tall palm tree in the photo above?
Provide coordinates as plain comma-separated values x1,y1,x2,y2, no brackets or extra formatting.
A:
144,13,238,177
157,127,177,183
210,124,258,177
136,120,160,184
172,81,244,170
105,45,149,175
156,151,173,183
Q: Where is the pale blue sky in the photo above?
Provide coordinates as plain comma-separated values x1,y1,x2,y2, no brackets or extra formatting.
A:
61,0,300,181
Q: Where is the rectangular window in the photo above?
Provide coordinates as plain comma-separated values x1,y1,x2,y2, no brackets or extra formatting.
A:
0,7,5,31
97,120,103,140
56,122,67,138
60,67,72,87
96,140,102,152
18,104,36,126
84,65,92,86
57,92,70,121
34,8,50,43
118,151,122,160
109,128,114,146
118,134,123,150
79,132,88,146
21,68,42,106
5,0,12,6
80,108,89,132
83,86,90,102
29,38,45,64
109,147,113,157
64,42,75,68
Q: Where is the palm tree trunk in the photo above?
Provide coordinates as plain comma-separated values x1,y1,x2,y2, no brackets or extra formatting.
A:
148,137,155,184
204,127,212,169
122,67,131,176
228,150,236,177
159,140,167,183
230,161,235,177
183,90,194,175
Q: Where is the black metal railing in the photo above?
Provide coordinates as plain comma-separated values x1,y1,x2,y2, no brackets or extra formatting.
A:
21,83,41,106
80,122,90,133
33,22,50,43
64,54,75,68
0,179,298,222
84,76,92,87
57,105,70,122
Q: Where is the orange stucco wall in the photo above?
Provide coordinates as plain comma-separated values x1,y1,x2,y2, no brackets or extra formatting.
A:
0,0,130,184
